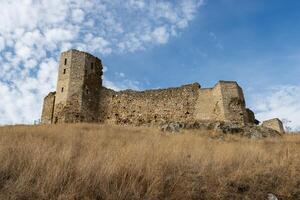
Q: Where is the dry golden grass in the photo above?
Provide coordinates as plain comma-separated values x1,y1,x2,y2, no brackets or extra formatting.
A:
0,124,299,200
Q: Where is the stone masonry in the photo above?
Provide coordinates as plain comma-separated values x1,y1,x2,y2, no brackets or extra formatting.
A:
262,118,285,133
49,50,102,124
41,49,284,133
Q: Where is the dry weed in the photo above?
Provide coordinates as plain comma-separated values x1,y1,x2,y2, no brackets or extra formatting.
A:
0,124,299,200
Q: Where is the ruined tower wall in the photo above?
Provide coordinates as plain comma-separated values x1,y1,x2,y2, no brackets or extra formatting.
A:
80,53,102,122
54,51,72,106
52,49,102,123
245,109,256,124
41,92,56,124
216,81,249,124
193,81,251,124
54,50,84,123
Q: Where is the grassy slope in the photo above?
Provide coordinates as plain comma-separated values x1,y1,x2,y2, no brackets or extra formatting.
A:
0,124,299,200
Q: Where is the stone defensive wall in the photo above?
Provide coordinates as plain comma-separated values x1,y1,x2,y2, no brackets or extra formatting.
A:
42,81,256,126
41,49,285,133
98,82,255,126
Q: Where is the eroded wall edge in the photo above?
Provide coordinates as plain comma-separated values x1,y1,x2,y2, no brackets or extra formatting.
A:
41,92,56,124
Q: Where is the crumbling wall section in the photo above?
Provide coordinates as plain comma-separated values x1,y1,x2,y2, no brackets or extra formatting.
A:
41,92,56,124
98,83,201,125
55,93,83,123
245,109,257,124
262,118,285,133
97,82,252,126
216,81,249,125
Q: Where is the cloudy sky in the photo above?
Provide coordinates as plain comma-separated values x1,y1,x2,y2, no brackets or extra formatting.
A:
0,0,299,130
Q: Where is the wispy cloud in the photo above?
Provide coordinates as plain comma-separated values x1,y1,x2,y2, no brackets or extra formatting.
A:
250,85,300,130
0,0,204,124
103,70,141,91
208,32,224,50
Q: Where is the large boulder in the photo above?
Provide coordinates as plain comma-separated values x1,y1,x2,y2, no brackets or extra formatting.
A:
262,118,285,133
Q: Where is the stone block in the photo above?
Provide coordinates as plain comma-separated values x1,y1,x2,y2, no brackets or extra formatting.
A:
262,118,285,133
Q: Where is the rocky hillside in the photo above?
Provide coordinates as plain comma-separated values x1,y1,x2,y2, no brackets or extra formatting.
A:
161,121,283,139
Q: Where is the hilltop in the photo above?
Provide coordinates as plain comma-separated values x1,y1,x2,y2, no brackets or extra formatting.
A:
0,124,299,199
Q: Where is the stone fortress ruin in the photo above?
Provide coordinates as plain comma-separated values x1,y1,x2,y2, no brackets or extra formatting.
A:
41,49,284,134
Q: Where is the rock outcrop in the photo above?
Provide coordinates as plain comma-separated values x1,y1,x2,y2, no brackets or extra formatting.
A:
160,121,283,138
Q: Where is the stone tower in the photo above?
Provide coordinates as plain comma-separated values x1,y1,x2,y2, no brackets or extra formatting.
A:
51,49,103,123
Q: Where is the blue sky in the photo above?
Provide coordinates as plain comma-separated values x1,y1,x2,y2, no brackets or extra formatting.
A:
106,0,300,88
0,0,299,129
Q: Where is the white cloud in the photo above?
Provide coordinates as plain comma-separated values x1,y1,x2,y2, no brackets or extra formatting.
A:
129,0,146,9
103,80,121,91
250,85,300,130
45,28,76,44
119,72,125,78
0,0,203,124
15,44,31,60
72,9,85,23
103,70,140,91
103,79,141,92
24,59,38,70
0,36,5,51
209,32,217,40
208,32,224,50
84,36,112,54
152,27,170,44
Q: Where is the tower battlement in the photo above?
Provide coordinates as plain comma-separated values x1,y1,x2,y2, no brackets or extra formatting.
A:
41,50,284,133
